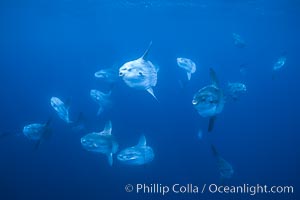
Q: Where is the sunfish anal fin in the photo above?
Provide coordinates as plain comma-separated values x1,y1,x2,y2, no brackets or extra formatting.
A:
208,116,216,132
147,88,159,102
107,153,113,166
187,72,192,81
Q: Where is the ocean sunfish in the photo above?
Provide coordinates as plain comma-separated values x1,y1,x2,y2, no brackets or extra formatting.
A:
226,82,247,101
232,33,246,48
23,119,52,149
192,68,224,132
90,89,112,116
117,135,154,165
176,57,196,80
94,67,119,85
211,145,234,180
119,42,159,100
50,97,72,124
81,121,118,166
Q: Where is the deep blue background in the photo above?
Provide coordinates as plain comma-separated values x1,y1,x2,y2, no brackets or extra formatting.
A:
0,0,299,199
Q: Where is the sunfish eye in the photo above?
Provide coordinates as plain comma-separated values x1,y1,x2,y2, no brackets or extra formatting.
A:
192,99,198,105
138,72,144,76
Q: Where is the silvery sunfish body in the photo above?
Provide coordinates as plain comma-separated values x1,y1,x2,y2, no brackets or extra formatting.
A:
23,119,52,149
90,89,112,116
119,42,159,100
50,97,72,123
226,82,247,101
192,68,224,132
177,57,196,80
94,67,119,84
232,33,246,48
211,145,234,180
117,135,154,165
80,121,118,166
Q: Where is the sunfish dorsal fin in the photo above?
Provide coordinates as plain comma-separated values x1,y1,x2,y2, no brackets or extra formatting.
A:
147,88,159,102
102,121,112,135
141,41,153,60
209,68,219,86
137,135,146,146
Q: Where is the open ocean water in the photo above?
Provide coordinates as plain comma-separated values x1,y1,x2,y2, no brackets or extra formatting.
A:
0,0,299,199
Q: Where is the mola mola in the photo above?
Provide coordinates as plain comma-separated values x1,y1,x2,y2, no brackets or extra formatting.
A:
90,89,112,116
80,121,118,166
272,53,287,80
50,97,72,124
117,135,154,165
94,67,119,85
192,68,224,132
226,82,247,101
177,57,196,80
211,144,234,180
23,119,52,149
119,42,159,100
232,33,246,48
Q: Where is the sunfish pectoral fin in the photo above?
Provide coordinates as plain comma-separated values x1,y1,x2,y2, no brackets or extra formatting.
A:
103,121,112,135
107,153,113,166
208,116,216,132
137,135,146,146
147,88,159,102
141,41,153,60
209,68,219,86
187,72,192,81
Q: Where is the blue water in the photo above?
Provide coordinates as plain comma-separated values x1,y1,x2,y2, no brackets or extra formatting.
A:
0,0,299,199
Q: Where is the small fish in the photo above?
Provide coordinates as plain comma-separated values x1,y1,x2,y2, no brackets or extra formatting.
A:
232,33,246,48
239,64,248,76
272,54,287,80
176,57,196,81
211,145,234,180
90,89,112,116
226,82,247,101
192,68,224,132
23,119,52,149
273,55,286,71
94,67,119,84
119,41,159,100
50,97,72,124
81,121,118,166
117,135,154,165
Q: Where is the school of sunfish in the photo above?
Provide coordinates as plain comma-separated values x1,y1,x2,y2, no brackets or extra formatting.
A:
18,35,287,180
